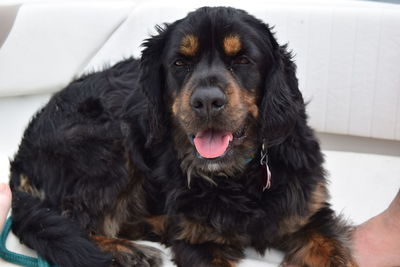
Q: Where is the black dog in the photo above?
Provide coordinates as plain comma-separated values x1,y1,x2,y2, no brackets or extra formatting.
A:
9,7,357,267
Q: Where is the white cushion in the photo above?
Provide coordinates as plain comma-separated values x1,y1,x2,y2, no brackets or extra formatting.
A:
0,1,135,97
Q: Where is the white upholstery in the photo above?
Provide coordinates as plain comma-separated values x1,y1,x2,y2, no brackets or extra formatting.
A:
0,1,399,266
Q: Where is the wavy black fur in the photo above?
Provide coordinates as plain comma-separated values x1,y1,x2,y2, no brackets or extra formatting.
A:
10,60,138,266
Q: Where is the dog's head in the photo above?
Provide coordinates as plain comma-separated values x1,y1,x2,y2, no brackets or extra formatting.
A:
134,7,304,178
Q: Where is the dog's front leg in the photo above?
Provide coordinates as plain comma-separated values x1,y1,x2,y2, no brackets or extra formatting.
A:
170,216,245,267
277,207,358,267
172,240,242,267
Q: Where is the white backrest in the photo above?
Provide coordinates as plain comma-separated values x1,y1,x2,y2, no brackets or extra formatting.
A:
1,0,399,140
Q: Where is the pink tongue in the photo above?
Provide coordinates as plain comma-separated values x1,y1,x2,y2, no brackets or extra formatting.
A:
193,130,233,159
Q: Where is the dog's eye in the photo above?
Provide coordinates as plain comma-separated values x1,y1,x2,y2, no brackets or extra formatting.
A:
233,56,250,65
174,60,189,67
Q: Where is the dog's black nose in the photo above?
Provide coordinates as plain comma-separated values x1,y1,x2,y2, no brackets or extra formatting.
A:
190,87,227,116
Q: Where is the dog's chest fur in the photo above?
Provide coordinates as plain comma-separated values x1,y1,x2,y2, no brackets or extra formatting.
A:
143,156,282,250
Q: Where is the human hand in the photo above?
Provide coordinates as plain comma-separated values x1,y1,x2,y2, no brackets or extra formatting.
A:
0,183,12,232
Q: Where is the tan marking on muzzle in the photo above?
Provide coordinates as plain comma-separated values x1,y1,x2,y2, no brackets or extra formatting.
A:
243,91,259,118
172,85,193,122
225,81,242,108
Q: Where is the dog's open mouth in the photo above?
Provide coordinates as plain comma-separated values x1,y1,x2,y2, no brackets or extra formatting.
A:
190,126,247,159
193,129,233,158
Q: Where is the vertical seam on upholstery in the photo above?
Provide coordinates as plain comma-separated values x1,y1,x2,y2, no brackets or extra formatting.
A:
370,8,383,138
323,7,334,133
346,12,359,135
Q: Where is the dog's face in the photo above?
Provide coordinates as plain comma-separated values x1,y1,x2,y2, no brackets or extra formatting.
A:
136,7,302,179
163,8,276,175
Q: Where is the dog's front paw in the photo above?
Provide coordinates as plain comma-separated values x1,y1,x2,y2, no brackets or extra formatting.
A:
282,257,357,267
281,230,358,267
111,242,163,267
92,235,163,267
283,242,358,267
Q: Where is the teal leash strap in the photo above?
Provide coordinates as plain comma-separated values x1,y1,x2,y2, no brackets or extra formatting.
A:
0,217,54,267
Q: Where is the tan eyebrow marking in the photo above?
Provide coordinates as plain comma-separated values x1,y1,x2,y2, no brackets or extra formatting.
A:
223,35,242,56
180,34,199,56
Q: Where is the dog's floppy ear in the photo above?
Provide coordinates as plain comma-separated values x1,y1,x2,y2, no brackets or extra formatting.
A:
139,25,171,146
124,24,174,148
122,24,176,172
260,33,305,146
